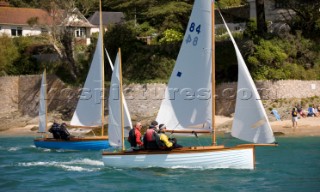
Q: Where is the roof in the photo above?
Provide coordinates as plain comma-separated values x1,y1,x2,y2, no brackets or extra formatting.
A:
0,7,54,26
88,11,124,26
0,7,93,27
62,8,94,27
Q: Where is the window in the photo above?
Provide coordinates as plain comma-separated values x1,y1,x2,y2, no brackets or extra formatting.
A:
275,0,288,8
75,27,86,38
11,27,22,36
41,28,48,34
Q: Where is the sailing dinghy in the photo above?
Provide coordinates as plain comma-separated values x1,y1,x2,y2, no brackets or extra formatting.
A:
34,0,132,150
102,0,276,168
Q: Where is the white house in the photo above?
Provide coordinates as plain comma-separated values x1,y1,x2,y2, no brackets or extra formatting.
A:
0,2,94,45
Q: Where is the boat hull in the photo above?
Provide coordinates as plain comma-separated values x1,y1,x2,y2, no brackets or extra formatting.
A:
34,137,110,150
102,145,255,169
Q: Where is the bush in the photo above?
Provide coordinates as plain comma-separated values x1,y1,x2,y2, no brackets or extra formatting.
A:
0,35,20,75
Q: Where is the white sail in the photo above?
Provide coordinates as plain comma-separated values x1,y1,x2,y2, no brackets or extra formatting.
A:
38,70,47,133
108,51,132,148
156,0,212,131
108,52,132,147
70,32,103,127
218,12,275,144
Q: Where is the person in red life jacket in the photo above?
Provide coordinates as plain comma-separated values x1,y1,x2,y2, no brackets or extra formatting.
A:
143,120,159,149
128,122,144,149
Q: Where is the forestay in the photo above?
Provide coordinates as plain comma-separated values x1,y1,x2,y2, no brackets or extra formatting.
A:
156,0,212,131
218,12,275,144
70,31,103,127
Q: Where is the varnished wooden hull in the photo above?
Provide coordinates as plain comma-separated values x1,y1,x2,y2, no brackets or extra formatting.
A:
34,136,109,150
102,145,256,169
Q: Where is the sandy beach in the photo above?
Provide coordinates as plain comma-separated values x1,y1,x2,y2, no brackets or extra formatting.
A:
1,115,319,137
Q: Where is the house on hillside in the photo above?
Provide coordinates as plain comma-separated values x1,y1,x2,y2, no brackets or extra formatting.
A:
247,0,295,22
0,1,94,45
247,0,295,33
217,0,297,34
88,11,124,34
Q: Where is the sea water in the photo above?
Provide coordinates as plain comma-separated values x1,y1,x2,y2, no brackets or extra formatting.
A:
0,136,319,192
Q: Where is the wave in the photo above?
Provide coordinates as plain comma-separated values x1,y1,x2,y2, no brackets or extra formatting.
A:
18,158,104,172
8,147,21,151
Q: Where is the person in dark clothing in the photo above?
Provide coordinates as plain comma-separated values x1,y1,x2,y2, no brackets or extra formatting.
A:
291,108,298,128
48,122,71,140
49,122,61,139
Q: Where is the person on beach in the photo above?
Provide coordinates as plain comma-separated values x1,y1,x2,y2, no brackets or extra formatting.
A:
307,105,316,117
296,105,307,118
291,108,298,128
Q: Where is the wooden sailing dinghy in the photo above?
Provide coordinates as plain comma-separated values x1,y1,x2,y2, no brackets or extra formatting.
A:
102,0,277,168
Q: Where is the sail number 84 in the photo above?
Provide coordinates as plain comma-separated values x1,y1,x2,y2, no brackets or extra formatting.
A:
186,22,201,46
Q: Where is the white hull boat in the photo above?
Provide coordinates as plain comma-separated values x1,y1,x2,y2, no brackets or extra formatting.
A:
102,0,277,169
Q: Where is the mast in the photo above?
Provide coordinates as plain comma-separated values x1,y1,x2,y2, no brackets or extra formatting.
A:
211,1,216,145
118,48,125,151
99,0,105,136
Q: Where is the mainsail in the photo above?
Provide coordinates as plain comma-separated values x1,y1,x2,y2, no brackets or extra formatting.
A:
108,52,132,147
156,0,212,131
70,31,103,127
38,70,47,133
218,11,275,144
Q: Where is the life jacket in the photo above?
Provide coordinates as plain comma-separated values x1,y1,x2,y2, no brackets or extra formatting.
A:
128,129,137,147
155,133,166,149
144,131,159,149
49,123,61,139
59,124,70,140
48,123,70,140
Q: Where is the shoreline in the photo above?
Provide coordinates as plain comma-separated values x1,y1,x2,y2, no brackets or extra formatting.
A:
1,116,319,137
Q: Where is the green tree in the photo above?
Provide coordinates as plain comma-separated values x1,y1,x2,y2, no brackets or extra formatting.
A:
0,35,19,75
281,0,320,39
105,0,192,34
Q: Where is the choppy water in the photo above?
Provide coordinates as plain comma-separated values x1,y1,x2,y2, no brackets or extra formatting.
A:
0,136,319,192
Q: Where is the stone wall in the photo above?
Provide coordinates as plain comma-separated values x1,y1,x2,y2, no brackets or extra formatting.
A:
0,76,19,115
2,75,320,119
215,80,320,115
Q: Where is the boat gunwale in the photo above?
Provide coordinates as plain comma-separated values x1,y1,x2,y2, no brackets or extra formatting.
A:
101,145,262,156
34,136,108,142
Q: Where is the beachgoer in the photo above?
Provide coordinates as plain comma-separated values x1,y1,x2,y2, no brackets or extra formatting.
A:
291,108,298,128
128,122,144,149
307,105,315,117
313,105,319,117
143,121,159,149
296,105,307,118
157,124,182,150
